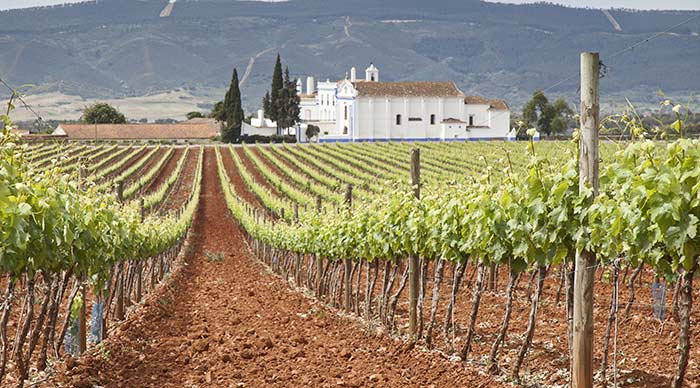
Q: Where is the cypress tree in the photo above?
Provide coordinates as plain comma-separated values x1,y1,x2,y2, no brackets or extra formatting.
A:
262,90,271,117
269,54,284,133
222,68,244,143
277,68,301,135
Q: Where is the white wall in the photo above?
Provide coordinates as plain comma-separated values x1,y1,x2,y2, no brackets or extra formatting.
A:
241,122,276,137
317,81,337,123
354,96,466,140
442,123,467,140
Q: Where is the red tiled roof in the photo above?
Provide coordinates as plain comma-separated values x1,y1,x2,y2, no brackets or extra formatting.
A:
464,96,509,110
56,119,220,140
354,82,464,97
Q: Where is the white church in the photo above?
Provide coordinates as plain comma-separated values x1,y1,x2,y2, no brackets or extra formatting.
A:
248,63,511,142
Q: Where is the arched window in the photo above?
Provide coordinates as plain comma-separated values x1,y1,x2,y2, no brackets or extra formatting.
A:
396,114,402,125
343,126,348,135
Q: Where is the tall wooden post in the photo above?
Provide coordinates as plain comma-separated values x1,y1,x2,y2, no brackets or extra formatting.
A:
77,167,87,354
315,195,323,297
116,180,124,203
573,52,600,388
344,185,353,313
115,263,125,321
78,279,87,354
408,148,420,338
139,198,145,222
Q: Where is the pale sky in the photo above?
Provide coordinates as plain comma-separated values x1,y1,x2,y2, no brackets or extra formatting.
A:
0,0,698,11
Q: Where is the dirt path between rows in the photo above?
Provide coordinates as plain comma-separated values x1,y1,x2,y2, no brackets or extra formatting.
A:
48,147,502,388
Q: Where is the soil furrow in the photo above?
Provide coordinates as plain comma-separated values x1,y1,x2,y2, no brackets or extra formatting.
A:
160,147,199,214
234,146,285,199
50,147,504,388
142,147,184,196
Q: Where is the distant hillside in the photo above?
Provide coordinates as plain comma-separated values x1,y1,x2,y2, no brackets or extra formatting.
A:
0,0,698,117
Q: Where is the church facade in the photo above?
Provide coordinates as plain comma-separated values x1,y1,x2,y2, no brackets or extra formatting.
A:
295,64,510,142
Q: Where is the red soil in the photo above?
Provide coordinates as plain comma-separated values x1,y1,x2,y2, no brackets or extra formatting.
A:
123,148,168,187
160,147,200,214
142,147,184,196
47,148,504,388
234,146,285,199
220,146,264,209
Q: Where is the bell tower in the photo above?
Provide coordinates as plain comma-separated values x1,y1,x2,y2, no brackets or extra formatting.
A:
365,63,379,82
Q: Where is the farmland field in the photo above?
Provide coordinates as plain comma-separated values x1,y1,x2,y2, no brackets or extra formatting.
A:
2,138,699,388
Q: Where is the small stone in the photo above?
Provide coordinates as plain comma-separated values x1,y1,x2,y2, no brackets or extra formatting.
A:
65,355,77,370
193,339,209,353
259,337,274,350
368,374,381,383
222,354,232,363
240,349,255,360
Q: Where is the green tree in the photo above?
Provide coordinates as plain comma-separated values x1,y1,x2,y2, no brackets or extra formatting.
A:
276,67,301,135
269,54,284,132
80,103,126,124
186,111,204,120
305,124,320,141
262,90,271,118
210,101,225,121
221,68,244,143
522,91,572,137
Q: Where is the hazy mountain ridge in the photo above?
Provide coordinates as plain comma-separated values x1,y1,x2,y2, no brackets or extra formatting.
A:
0,0,698,116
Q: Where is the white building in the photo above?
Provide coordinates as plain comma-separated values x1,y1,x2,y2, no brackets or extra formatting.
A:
258,63,510,142
241,110,277,137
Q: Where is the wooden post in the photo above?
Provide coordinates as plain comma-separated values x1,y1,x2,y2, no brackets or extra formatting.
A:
115,264,125,321
344,184,353,313
139,198,145,222
78,278,87,354
573,52,600,388
408,148,420,338
116,180,124,203
294,203,299,224
315,196,323,297
136,262,143,303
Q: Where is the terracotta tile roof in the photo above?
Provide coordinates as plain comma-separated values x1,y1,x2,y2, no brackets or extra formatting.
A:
354,82,464,97
464,96,509,111
56,119,220,140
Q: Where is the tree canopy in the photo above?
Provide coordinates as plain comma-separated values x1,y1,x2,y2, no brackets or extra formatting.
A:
186,111,205,120
305,124,320,141
262,55,301,136
221,68,244,143
80,103,126,124
522,90,573,137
